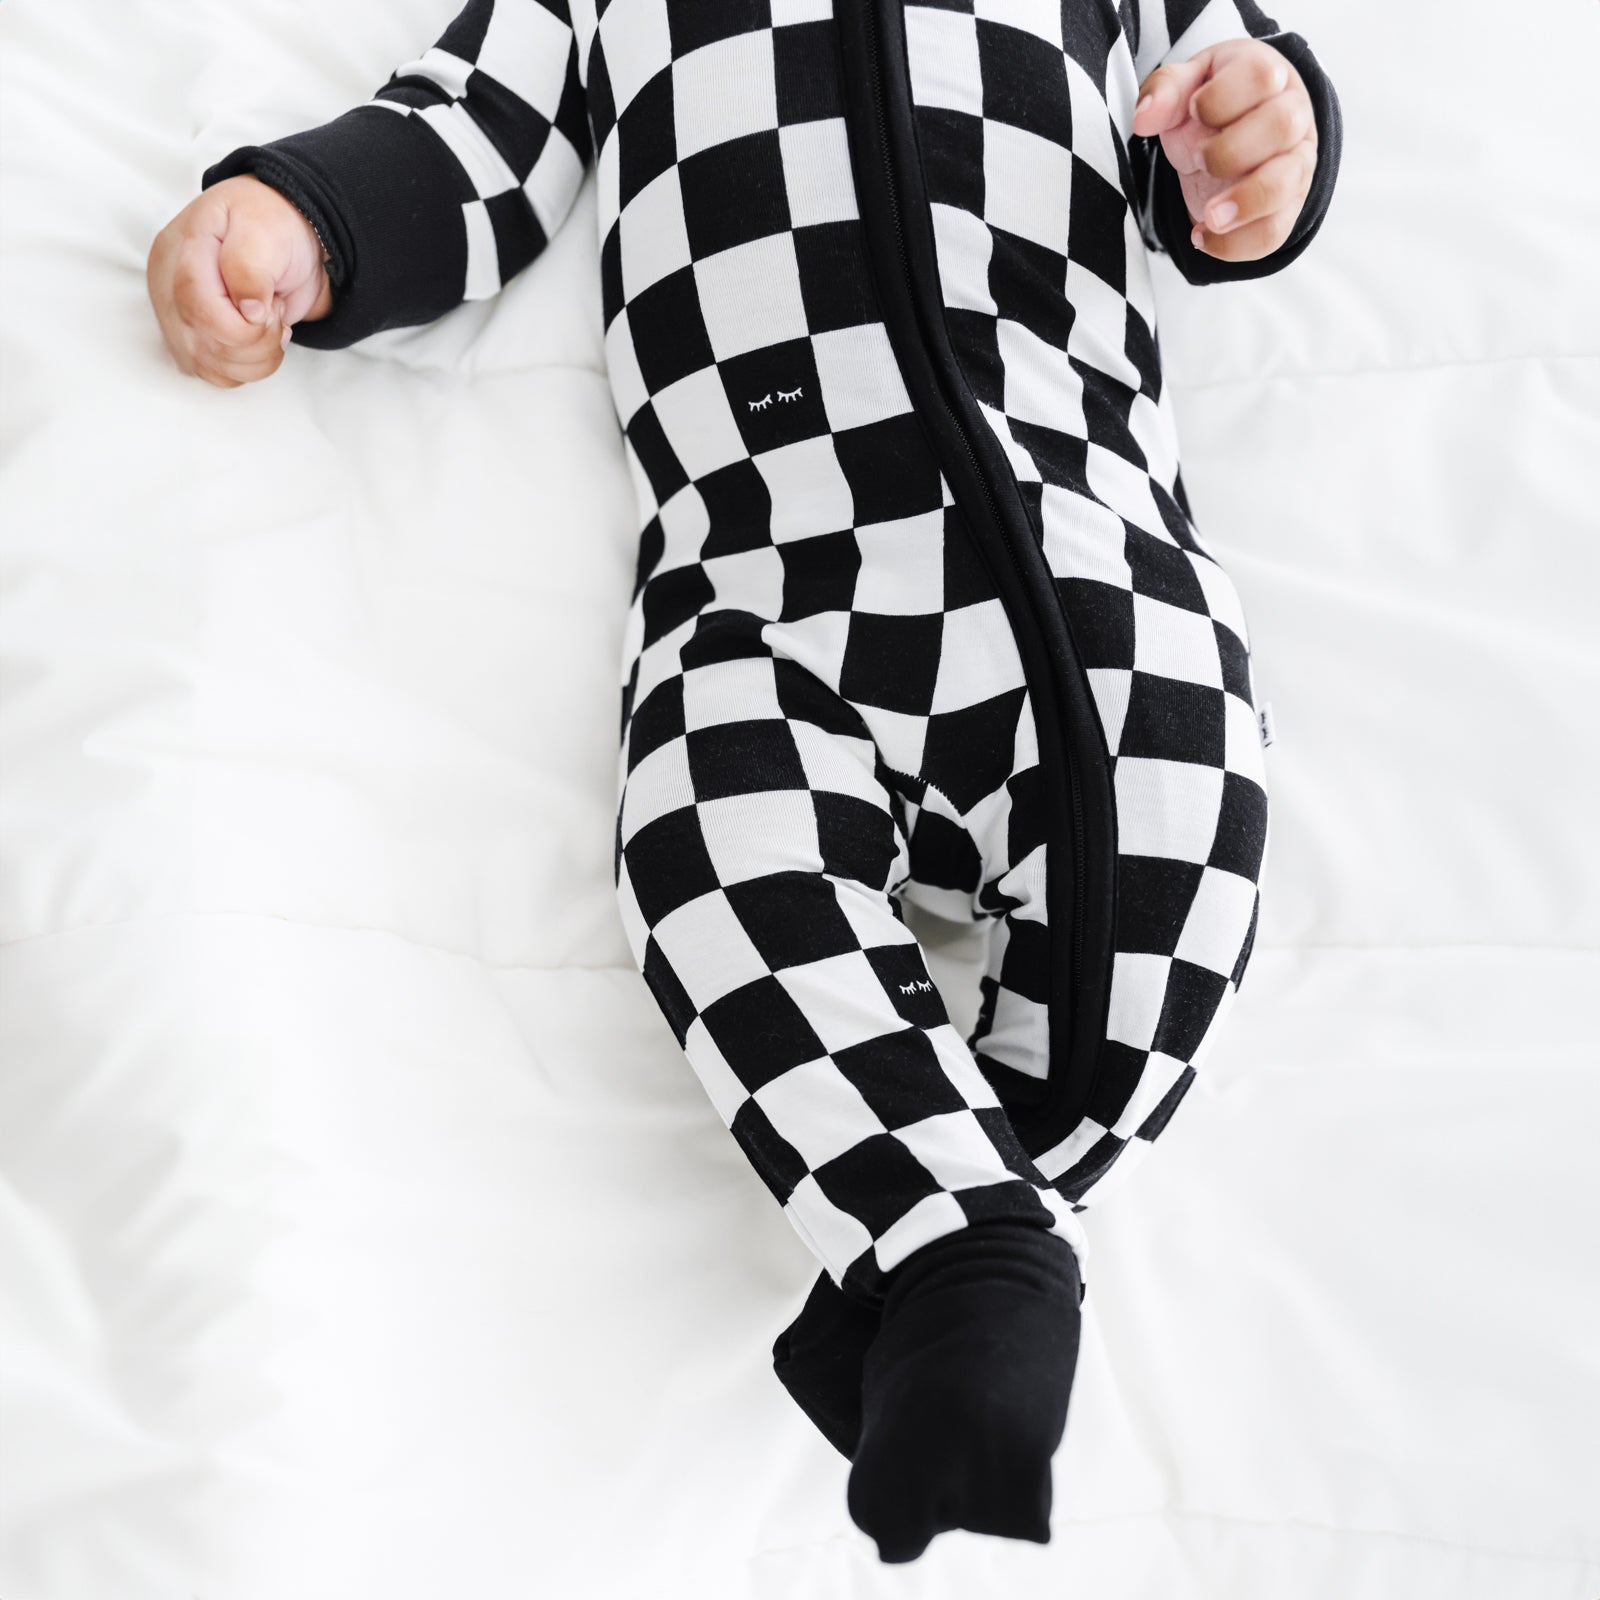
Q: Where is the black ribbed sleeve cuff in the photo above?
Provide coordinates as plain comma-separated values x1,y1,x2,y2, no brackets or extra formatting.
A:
201,105,477,350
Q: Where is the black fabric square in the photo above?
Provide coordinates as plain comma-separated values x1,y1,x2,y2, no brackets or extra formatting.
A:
599,219,624,331
696,457,772,531
774,23,847,123
616,65,676,210
629,511,663,602
627,266,715,391
1068,157,1128,295
624,398,688,502
838,612,946,715
1151,958,1229,1061
945,307,1004,411
773,659,874,742
940,503,1000,611
1214,624,1253,703
730,1096,810,1200
1231,890,1260,990
834,1027,969,1129
834,414,944,525
812,1132,943,1237
1079,375,1144,469
669,0,771,56
686,717,808,799
813,790,902,891
679,130,791,257
1054,574,1134,670
1209,771,1268,881
913,105,985,215
1125,528,1209,612
622,806,721,926
1113,853,1204,955
641,931,697,1045
920,687,1028,813
863,945,951,1030
702,975,827,1086
484,185,545,284
793,221,881,334
906,807,983,894
779,529,862,620
1084,1038,1154,1131
640,558,714,651
1120,676,1227,766
1003,762,1047,869
1010,419,1090,495
724,868,864,969
625,673,685,771
679,606,770,669
722,339,828,454
995,910,1051,1005
977,19,1072,145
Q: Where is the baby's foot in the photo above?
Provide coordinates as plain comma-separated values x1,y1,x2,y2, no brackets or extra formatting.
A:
845,1220,1084,1564
771,1268,882,1458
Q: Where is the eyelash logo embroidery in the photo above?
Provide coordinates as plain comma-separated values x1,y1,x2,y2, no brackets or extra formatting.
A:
748,385,804,412
899,978,935,996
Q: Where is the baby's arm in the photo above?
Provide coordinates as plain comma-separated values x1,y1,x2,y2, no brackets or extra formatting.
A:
1123,0,1343,284
201,0,592,349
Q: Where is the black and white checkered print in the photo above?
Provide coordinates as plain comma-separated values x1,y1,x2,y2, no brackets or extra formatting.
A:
203,0,1322,1310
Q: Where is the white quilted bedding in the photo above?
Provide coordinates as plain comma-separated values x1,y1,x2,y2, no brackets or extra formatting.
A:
2,0,1597,1595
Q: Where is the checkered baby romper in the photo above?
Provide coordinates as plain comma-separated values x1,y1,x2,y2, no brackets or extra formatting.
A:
203,0,1341,1312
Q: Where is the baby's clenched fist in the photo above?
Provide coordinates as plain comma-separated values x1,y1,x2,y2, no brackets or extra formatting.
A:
146,175,333,388
1133,38,1318,263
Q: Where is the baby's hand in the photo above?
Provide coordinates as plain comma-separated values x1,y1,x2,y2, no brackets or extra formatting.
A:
146,175,334,387
1132,38,1317,263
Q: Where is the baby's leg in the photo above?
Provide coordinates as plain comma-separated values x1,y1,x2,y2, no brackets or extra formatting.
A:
614,632,1086,1553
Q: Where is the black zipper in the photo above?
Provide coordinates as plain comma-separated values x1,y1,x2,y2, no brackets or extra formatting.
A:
837,0,1117,1156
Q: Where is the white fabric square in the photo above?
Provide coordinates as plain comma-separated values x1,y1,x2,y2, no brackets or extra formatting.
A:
1189,550,1251,647
972,976,1049,1082
812,322,912,432
975,0,1062,48
1088,665,1134,755
930,598,1025,712
524,129,585,232
786,719,885,808
929,201,996,314
979,400,1043,483
1038,482,1133,588
754,1057,886,1171
776,952,899,1055
1175,866,1259,977
651,365,748,479
779,119,859,226
1105,950,1172,1051
654,889,773,1010
695,233,809,361
680,656,780,730
620,168,691,298
894,1110,1020,1192
461,200,501,300
1034,1115,1111,1183
596,0,672,111
682,1015,755,1127
603,307,650,425
1065,257,1137,378
415,101,518,198
1114,757,1225,862
983,121,1073,255
391,47,474,100
1133,593,1224,688
928,1024,1004,1110
785,1174,874,1275
702,542,786,620
996,316,1086,431
656,481,711,569
851,510,948,614
672,32,779,160
477,0,573,119
698,790,821,884
1224,689,1268,782
873,1190,969,1275
1084,439,1166,543
904,7,983,114
753,435,856,543
619,735,694,843
772,0,832,20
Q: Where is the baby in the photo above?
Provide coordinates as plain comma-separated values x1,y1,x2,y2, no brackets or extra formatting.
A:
148,0,1341,1564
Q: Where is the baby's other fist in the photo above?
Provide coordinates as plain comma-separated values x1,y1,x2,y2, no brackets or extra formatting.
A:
1132,38,1317,263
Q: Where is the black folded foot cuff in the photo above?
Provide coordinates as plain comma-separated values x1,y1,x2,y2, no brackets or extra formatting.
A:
844,1219,1084,1564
